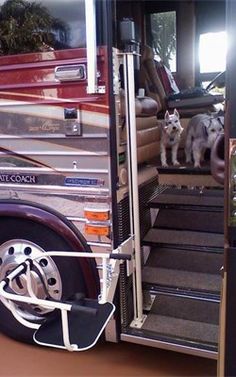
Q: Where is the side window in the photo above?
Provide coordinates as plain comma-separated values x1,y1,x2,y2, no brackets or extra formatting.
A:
199,31,227,87
148,11,176,72
0,0,86,55
196,0,226,87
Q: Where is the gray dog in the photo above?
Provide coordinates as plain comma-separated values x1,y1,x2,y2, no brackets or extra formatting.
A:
185,112,224,168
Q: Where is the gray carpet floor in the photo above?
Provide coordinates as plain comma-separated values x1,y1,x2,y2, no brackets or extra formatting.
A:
154,209,223,233
142,266,221,293
142,314,219,345
143,228,224,248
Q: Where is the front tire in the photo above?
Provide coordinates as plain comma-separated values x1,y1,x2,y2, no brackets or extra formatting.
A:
0,217,89,343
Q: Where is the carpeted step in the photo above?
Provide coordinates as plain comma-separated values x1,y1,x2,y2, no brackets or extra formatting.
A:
142,266,221,294
154,209,223,233
149,294,219,323
143,228,224,248
145,247,223,275
142,315,218,345
142,294,219,346
149,188,224,210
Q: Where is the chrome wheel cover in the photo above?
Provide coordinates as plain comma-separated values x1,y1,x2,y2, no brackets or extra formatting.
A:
0,239,62,321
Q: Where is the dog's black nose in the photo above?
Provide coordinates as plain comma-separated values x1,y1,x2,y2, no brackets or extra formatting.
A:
172,126,176,130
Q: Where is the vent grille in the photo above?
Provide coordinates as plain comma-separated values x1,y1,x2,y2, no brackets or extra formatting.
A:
119,263,134,329
117,196,130,244
118,177,166,329
117,177,165,243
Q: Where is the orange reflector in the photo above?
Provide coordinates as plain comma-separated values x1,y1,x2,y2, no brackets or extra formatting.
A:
84,209,110,221
85,223,110,236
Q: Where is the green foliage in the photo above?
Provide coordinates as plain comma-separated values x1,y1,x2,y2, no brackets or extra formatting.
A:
0,0,68,54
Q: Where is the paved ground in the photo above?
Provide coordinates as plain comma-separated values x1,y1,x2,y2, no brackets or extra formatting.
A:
0,333,217,377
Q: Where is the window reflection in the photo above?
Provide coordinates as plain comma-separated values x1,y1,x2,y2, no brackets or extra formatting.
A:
149,11,176,72
0,0,86,55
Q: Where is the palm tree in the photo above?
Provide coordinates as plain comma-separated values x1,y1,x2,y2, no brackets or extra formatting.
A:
0,0,69,54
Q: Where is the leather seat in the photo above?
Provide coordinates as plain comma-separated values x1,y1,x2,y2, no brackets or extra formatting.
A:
119,89,161,164
139,45,224,118
119,89,159,118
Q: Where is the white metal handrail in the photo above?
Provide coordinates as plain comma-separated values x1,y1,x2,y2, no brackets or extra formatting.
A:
123,52,144,326
0,251,124,307
0,247,131,351
85,0,97,93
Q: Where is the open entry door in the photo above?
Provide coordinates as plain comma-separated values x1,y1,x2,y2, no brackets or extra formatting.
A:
218,1,236,375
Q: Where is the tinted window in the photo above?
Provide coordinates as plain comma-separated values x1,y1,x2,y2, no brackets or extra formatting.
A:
0,0,86,55
149,11,176,72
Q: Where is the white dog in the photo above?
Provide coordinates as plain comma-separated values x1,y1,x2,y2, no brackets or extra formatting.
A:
185,112,224,168
160,109,183,167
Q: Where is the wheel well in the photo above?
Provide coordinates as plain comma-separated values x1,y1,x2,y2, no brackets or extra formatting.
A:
0,200,99,298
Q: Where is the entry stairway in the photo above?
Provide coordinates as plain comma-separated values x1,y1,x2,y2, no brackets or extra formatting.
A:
123,185,224,358
142,187,223,356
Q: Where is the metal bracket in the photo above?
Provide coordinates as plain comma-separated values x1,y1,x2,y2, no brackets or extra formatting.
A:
130,314,147,329
116,236,133,255
115,237,134,276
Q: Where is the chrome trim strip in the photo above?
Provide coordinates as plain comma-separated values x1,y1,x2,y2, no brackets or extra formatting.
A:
0,134,108,139
87,241,112,248
67,218,113,227
147,289,220,303
0,167,109,174
0,184,110,194
0,151,108,156
67,217,87,222
0,103,109,126
121,333,218,360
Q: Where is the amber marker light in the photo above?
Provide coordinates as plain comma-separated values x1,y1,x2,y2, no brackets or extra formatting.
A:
84,208,110,221
85,223,110,237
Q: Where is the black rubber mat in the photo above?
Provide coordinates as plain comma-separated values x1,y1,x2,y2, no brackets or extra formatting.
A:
154,209,223,233
152,151,212,175
143,228,224,248
157,165,211,175
34,301,115,350
142,295,219,346
149,188,224,209
162,188,223,197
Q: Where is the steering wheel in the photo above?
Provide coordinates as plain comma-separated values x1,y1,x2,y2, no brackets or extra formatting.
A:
206,71,225,92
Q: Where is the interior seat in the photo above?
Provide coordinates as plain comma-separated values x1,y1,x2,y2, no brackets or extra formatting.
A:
119,88,161,164
139,45,224,118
